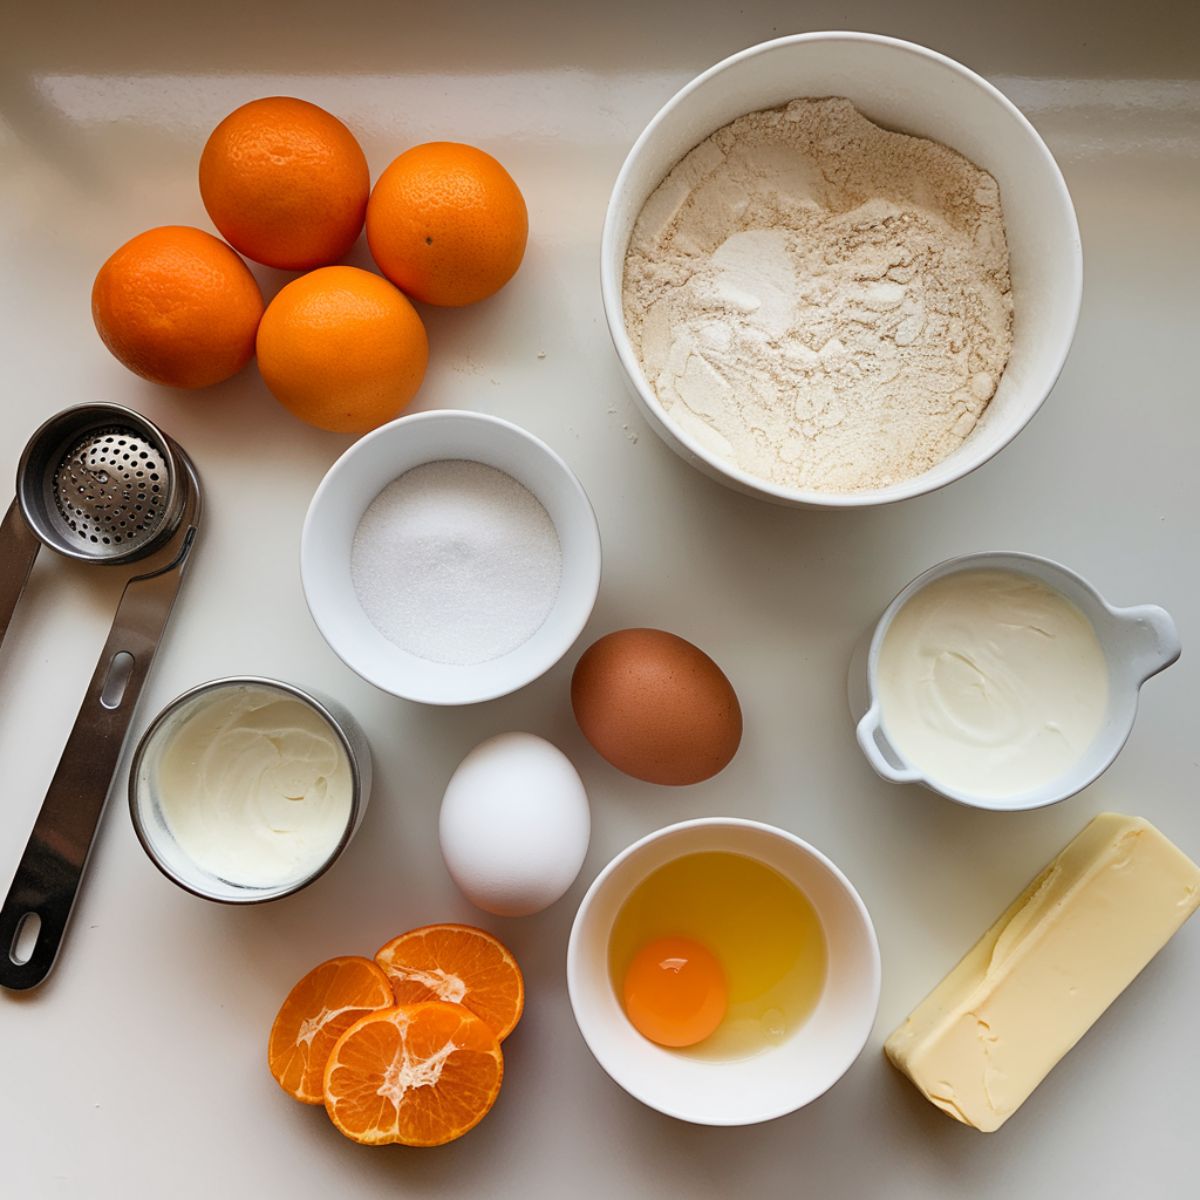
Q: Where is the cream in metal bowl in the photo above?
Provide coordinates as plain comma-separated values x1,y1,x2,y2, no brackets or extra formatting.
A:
129,677,371,903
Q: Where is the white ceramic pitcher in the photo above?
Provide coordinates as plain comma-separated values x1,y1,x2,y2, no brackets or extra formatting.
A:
849,551,1180,811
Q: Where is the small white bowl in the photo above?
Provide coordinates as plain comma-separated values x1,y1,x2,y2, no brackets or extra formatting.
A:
301,410,601,706
601,32,1082,508
849,552,1181,811
567,818,880,1126
129,677,372,904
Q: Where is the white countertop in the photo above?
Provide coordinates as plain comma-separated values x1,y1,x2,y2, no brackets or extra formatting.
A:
2,2,1197,1195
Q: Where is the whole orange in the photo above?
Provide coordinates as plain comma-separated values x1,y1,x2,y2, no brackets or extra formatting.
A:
366,142,528,307
255,266,428,433
199,97,369,271
92,225,264,389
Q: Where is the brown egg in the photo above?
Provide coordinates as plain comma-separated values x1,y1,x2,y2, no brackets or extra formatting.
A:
570,628,742,786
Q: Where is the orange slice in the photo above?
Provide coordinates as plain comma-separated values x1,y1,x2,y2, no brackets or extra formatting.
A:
374,924,524,1041
323,1002,504,1146
268,955,394,1104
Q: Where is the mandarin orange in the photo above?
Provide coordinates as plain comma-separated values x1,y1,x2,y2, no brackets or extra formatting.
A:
375,924,524,1041
91,225,264,389
199,97,369,270
268,956,395,1105
255,265,428,433
366,142,528,306
323,1002,504,1146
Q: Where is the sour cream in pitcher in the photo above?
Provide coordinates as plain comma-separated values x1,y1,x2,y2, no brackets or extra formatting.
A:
876,570,1109,798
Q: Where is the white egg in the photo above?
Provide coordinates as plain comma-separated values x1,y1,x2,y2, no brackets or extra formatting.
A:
439,732,591,917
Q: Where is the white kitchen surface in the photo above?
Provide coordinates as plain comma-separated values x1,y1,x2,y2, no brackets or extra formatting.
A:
2,2,1197,1195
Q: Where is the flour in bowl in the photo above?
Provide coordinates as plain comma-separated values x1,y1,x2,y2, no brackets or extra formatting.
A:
622,98,1014,493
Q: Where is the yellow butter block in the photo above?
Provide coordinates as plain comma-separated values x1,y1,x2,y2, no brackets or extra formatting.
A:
885,813,1200,1132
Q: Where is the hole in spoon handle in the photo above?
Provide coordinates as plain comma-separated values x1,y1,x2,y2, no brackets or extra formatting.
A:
9,911,41,965
0,881,67,991
99,651,135,710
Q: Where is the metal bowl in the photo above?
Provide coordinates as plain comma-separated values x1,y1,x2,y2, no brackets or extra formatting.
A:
128,676,371,904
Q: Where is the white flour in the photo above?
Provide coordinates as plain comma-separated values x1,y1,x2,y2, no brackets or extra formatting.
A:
622,98,1014,493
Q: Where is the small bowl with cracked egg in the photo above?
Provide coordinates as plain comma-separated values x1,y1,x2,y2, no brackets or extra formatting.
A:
567,817,881,1125
601,31,1081,507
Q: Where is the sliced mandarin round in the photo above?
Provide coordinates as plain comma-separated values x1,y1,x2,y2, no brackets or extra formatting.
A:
374,924,524,1041
323,1002,504,1146
268,955,394,1104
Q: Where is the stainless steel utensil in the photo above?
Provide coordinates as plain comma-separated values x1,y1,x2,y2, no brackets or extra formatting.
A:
0,403,201,990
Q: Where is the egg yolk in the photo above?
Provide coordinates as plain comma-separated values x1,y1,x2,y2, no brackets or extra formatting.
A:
621,936,727,1048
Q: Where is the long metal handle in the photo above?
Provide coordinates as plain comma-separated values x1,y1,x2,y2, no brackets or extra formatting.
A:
0,523,197,990
0,499,40,652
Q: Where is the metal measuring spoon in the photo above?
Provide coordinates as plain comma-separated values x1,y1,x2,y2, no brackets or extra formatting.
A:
0,403,201,990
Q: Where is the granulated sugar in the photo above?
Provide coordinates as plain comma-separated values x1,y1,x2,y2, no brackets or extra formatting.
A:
351,460,562,666
622,97,1014,493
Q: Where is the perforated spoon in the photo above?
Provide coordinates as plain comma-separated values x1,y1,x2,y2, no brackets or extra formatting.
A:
0,403,201,990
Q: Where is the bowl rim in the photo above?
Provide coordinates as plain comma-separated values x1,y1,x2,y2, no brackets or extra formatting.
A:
300,408,602,706
599,29,1084,508
565,816,882,1126
127,675,366,904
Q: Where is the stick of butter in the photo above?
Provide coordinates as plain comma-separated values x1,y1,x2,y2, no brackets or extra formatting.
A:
885,813,1200,1132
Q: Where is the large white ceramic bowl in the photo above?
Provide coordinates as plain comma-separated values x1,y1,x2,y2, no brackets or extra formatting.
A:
601,32,1083,508
567,818,880,1126
301,410,601,706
